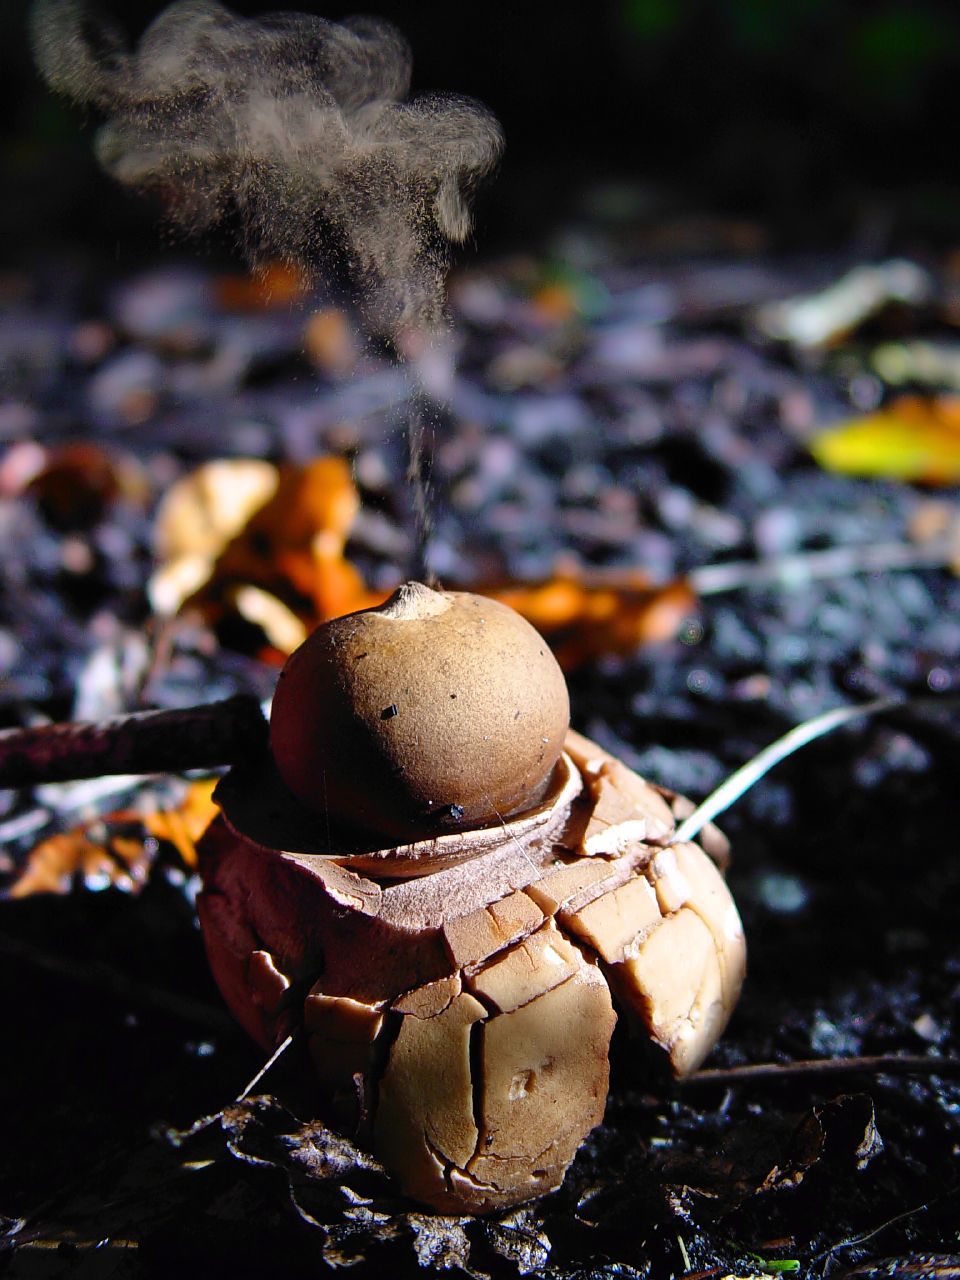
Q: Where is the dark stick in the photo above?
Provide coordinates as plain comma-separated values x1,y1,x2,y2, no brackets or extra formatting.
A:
682,1054,960,1087
0,696,268,789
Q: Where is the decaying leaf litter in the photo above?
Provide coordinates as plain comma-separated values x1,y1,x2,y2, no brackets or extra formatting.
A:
3,9,960,1278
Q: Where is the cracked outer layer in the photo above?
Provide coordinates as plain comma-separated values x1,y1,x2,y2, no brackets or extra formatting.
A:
197,730,746,1214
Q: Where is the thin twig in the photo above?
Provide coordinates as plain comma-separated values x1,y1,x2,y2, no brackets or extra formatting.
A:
812,1187,957,1273
0,695,267,790
683,1054,960,1087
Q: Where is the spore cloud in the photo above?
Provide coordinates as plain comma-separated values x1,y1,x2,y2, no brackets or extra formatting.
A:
32,0,503,335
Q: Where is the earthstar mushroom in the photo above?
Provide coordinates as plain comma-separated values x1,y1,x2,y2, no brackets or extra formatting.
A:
197,583,746,1213
269,581,571,841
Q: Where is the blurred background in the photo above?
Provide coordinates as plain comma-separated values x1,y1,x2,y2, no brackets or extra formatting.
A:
4,0,960,264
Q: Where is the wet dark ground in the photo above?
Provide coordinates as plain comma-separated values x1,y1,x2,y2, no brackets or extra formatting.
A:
0,216,959,1277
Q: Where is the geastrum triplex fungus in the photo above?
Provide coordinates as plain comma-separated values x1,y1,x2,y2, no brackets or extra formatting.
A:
197,582,746,1213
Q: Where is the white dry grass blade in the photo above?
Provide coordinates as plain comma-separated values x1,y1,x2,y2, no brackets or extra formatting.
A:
162,1034,295,1147
672,695,955,845
688,538,956,596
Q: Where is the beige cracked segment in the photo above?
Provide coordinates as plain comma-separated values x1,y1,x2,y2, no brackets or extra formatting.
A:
373,988,487,1208
561,873,663,964
466,919,582,1014
467,964,614,1195
442,889,545,970
303,990,385,1094
611,905,723,1075
664,842,746,1012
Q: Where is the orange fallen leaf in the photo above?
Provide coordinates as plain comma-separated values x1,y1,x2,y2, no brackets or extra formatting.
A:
9,814,153,898
907,499,960,575
151,452,697,665
530,281,580,325
811,395,960,484
216,261,308,311
488,573,698,668
208,455,381,624
151,455,382,647
305,307,359,377
145,779,219,869
10,783,221,899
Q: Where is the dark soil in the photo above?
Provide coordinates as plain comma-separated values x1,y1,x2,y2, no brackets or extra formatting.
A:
0,215,958,1278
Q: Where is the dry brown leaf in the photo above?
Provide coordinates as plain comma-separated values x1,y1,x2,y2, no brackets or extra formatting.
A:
150,455,383,636
0,441,148,532
10,781,220,898
153,459,279,566
660,1094,882,1218
206,456,381,624
150,459,279,615
232,586,310,653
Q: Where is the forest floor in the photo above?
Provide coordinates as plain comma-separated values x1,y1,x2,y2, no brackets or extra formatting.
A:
1,205,959,1278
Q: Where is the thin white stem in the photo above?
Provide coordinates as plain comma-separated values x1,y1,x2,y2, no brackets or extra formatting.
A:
163,1034,295,1146
235,1034,294,1103
689,538,954,597
672,696,903,845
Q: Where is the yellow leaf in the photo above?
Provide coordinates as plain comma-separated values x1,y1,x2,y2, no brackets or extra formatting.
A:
811,395,960,484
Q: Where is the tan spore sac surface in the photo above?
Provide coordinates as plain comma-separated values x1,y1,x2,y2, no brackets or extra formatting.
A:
198,730,746,1213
